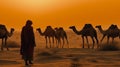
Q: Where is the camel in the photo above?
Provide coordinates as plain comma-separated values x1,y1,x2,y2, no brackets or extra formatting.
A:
36,26,55,48
0,24,14,51
69,24,99,49
54,27,61,47
54,27,69,48
95,24,120,43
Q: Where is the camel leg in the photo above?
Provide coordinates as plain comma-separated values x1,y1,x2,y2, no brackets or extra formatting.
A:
95,36,99,48
55,38,57,48
1,38,4,51
65,34,69,44
65,37,69,48
56,39,57,45
59,38,62,48
52,37,54,48
82,36,85,48
55,38,58,48
49,37,51,48
107,36,110,44
45,37,48,48
57,39,60,48
101,35,106,43
59,38,61,48
95,36,99,44
5,37,9,51
112,38,114,43
62,38,65,48
91,37,95,49
56,38,59,48
85,36,89,48
119,35,120,39
66,38,69,44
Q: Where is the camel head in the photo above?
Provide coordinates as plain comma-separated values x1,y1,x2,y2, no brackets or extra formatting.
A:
59,27,63,30
54,27,59,31
8,28,15,37
36,28,44,35
36,28,41,32
69,26,82,35
11,28,14,33
95,25,101,29
69,26,76,29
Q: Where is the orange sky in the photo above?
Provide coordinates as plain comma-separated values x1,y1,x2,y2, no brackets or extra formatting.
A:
0,0,120,31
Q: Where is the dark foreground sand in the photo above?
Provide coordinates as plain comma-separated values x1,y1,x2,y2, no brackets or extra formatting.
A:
0,48,120,67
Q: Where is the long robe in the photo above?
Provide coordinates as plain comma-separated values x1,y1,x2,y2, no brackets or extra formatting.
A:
20,25,36,60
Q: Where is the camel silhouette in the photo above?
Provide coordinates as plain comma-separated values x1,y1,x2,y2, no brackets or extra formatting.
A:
36,26,55,48
54,27,69,48
54,27,61,47
69,24,99,49
96,24,120,43
0,24,14,51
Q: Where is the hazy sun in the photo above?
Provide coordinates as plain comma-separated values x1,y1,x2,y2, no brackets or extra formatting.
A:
1,0,88,13
2,0,58,12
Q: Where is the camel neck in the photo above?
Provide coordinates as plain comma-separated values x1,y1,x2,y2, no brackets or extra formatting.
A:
97,27,104,34
72,28,81,35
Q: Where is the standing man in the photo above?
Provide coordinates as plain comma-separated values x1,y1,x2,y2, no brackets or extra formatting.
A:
20,20,36,65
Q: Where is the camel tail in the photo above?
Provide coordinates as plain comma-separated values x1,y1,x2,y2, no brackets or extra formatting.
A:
64,32,69,44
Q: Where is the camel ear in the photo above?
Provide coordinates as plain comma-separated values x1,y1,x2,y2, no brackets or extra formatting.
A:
11,28,15,31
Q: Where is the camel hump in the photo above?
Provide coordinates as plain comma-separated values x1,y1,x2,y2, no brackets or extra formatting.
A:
114,25,118,29
83,24,94,29
108,24,118,29
45,26,53,31
0,24,6,29
44,26,55,35
0,24,7,32
47,26,51,28
109,24,114,29
59,27,64,30
0,24,8,35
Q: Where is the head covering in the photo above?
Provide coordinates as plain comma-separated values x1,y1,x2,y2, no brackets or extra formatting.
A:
25,20,32,26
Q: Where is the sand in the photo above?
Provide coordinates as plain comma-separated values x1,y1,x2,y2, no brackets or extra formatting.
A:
0,48,120,67
0,31,120,67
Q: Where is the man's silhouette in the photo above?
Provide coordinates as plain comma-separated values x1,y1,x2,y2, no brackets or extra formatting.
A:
20,20,36,65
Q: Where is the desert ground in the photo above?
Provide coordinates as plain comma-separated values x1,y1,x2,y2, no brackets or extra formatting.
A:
0,30,120,67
